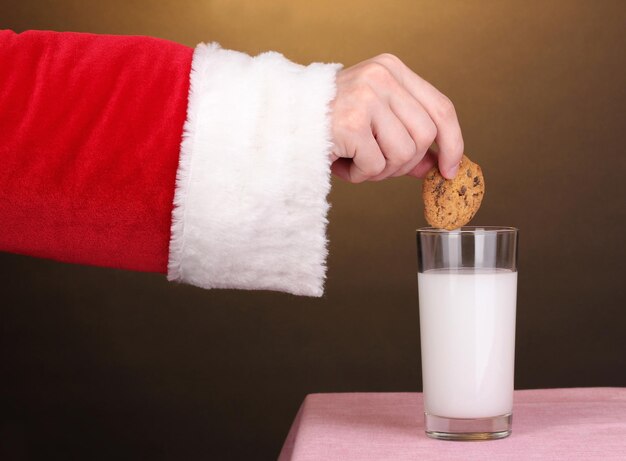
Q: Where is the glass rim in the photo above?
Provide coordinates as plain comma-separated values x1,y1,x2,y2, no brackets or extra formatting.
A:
416,226,518,235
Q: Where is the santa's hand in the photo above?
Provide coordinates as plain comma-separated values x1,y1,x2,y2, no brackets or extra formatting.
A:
330,54,464,183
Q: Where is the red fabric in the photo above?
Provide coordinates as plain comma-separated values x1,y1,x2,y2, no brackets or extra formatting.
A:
0,30,193,273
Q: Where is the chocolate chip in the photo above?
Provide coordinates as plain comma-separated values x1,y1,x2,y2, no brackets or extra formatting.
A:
458,185,467,196
466,169,471,177
434,179,445,197
473,176,481,186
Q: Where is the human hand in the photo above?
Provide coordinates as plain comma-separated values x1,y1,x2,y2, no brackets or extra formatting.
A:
329,54,464,183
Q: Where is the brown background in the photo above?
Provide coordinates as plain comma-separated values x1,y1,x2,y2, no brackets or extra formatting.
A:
1,1,625,459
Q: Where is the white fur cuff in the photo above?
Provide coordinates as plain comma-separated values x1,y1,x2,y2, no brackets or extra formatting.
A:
167,43,341,297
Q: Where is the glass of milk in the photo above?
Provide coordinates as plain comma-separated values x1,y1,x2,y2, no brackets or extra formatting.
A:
416,226,518,440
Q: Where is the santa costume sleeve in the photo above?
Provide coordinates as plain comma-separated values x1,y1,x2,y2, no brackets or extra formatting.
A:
0,30,341,296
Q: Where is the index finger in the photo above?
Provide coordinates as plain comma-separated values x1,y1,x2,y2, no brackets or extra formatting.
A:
374,54,464,179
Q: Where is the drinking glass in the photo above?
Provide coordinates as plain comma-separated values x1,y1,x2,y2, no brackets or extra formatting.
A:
416,226,518,440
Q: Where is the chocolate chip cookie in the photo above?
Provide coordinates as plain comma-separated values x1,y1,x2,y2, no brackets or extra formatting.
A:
422,155,485,230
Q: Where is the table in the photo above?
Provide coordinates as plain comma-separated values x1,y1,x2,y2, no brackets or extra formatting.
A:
279,388,626,460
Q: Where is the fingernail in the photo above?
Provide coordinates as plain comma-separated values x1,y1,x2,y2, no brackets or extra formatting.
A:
447,163,459,179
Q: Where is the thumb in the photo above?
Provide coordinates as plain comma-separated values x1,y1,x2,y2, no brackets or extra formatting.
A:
405,149,438,179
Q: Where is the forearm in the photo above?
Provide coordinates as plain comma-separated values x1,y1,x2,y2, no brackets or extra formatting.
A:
0,30,339,296
0,30,193,273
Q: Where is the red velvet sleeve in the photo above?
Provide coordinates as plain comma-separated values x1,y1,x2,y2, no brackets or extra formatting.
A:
0,30,193,273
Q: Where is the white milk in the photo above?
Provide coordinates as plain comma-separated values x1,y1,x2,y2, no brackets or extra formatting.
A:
418,268,517,419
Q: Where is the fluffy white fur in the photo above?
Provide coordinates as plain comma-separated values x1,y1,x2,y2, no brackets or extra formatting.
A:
168,43,341,297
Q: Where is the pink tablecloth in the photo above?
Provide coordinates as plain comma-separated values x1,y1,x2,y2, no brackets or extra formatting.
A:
279,388,626,460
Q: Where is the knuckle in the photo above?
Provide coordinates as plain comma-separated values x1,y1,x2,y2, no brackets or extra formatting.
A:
394,144,416,163
416,123,437,148
375,53,401,67
337,109,368,134
364,159,386,177
374,159,387,175
435,95,457,120
355,83,378,105
391,163,412,178
361,61,393,84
